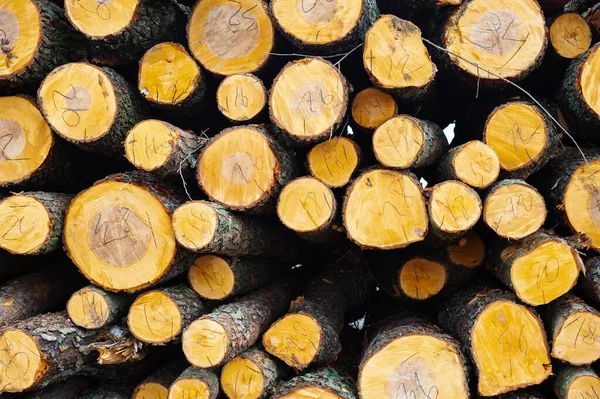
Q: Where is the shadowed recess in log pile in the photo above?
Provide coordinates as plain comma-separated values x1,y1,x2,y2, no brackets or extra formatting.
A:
429,181,482,239
307,137,360,188
0,0,41,79
0,195,51,255
270,57,348,144
443,0,547,83
550,13,592,59
0,96,52,186
65,0,138,39
438,140,501,189
446,230,486,267
187,0,273,75
217,74,266,122
351,87,397,131
343,168,428,249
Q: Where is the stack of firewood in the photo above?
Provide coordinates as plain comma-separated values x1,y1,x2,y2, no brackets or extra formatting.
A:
2,0,600,397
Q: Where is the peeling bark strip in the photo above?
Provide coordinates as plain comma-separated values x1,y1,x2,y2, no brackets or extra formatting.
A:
272,367,358,399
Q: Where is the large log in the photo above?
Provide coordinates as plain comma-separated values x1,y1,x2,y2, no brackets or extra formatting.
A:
554,366,600,399
168,367,219,399
216,74,267,123
306,137,361,188
271,368,357,399
67,285,133,329
350,87,397,132
437,140,501,190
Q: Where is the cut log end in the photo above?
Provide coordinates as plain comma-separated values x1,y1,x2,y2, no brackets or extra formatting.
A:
0,329,43,392
128,290,184,344
373,116,426,169
65,0,137,39
67,287,112,329
132,382,169,399
399,258,447,300
263,313,321,369
188,0,273,75
125,120,181,172
277,177,336,234
0,96,53,186
64,180,176,292
168,379,211,399
449,141,500,189
471,301,551,396
307,137,360,188
0,0,41,79
553,311,600,365
344,169,428,249
183,318,228,368
221,357,266,399
566,374,600,398
172,202,219,252
277,388,344,399
550,13,592,59
351,88,397,130
217,74,266,122
483,181,546,240
188,255,235,300
38,63,118,144
429,181,482,235
446,230,486,268
0,194,50,254
138,42,202,106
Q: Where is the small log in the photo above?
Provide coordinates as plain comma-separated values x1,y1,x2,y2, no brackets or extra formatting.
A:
187,0,274,75
0,192,72,255
306,137,361,188
132,357,189,399
372,115,448,170
221,346,288,399
172,200,307,261
437,140,501,189
343,168,428,249
138,42,205,111
67,285,133,329
549,13,592,61
443,230,486,268
124,120,207,179
483,101,562,179
189,255,285,301
554,366,600,399
197,125,295,213
483,179,547,240
168,367,219,399
358,314,469,399
38,63,149,157
64,172,195,293
350,87,398,132
489,230,582,306
128,284,205,345
269,57,349,145
271,368,357,399
217,74,267,123
182,280,292,368
363,16,436,100
263,253,371,369
546,294,600,366
438,287,552,396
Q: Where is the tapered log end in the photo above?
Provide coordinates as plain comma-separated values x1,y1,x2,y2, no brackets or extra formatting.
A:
187,0,273,75
132,382,169,399
217,74,266,122
188,255,235,300
221,357,266,399
0,329,43,393
263,313,321,369
550,14,592,59
429,181,481,236
67,287,112,329
183,318,229,368
65,0,138,39
553,310,600,365
373,116,426,169
0,96,53,187
38,63,118,144
168,379,211,399
0,194,51,254
351,88,397,130
344,169,428,249
125,120,181,173
449,141,500,189
398,258,447,300
64,180,177,292
446,230,485,268
172,202,218,252
307,137,360,188
0,0,41,80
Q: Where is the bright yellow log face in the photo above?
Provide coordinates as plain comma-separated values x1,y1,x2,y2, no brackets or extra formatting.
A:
38,63,117,142
277,177,335,233
124,120,178,172
444,0,546,80
485,102,548,172
430,181,481,233
183,318,229,367
168,379,210,399
65,0,139,38
172,202,218,252
133,382,168,399
509,241,580,306
307,137,360,188
138,42,201,105
217,74,266,122
0,195,50,255
484,183,546,239
550,13,592,59
0,0,40,78
263,313,321,369
580,44,600,118
553,311,600,365
372,115,424,169
471,301,551,396
564,160,600,250
344,169,428,249
198,127,278,210
221,357,265,399
363,15,436,89
0,96,52,186
399,258,446,300
452,141,500,189
0,329,44,392
351,88,397,130
128,291,182,344
67,287,111,329
359,335,469,399
279,387,342,399
446,231,485,268
189,255,235,300
64,181,177,291
270,58,347,142
567,375,600,398
188,0,273,75
272,0,362,45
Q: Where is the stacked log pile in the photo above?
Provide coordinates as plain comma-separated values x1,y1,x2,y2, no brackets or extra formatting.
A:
3,0,600,398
